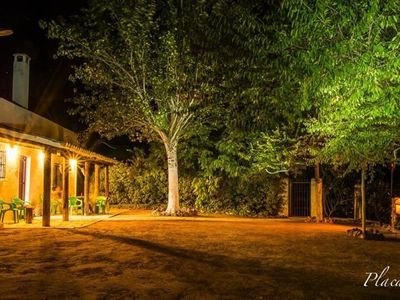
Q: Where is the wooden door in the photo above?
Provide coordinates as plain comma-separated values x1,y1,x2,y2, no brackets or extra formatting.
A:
19,156,27,200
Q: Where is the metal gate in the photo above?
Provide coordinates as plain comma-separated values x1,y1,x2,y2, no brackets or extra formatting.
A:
290,181,311,217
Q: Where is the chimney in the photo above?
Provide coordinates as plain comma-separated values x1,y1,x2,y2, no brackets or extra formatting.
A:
12,53,30,109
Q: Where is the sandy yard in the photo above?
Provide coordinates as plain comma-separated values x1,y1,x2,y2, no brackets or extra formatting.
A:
0,210,400,299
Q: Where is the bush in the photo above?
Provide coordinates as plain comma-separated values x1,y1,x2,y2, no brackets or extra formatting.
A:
109,154,167,208
191,175,284,216
110,154,285,216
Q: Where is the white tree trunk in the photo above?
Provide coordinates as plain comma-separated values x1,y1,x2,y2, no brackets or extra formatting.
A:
165,143,180,214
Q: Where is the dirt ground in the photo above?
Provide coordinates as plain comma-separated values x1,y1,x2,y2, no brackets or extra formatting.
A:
1,210,400,299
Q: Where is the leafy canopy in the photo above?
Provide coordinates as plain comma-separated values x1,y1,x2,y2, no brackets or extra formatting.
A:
41,0,214,147
283,0,400,169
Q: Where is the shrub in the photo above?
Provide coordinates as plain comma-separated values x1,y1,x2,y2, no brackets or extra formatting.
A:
109,155,167,208
109,148,285,216
110,165,284,216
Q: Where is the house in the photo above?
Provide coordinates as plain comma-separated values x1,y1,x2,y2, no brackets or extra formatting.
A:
0,53,115,226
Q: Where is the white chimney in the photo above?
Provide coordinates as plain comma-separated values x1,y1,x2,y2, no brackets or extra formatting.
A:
12,53,30,109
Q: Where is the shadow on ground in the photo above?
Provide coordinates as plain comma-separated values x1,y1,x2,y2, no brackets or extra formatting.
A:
1,216,400,299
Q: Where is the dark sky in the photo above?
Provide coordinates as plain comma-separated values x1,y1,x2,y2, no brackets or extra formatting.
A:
0,1,135,158
0,0,86,131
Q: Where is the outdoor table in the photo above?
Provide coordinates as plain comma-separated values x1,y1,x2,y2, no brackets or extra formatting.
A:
25,206,33,224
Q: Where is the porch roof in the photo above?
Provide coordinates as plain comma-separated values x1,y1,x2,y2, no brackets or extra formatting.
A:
0,97,116,165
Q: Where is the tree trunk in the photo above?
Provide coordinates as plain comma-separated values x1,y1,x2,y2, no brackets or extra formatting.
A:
165,143,180,214
361,166,366,234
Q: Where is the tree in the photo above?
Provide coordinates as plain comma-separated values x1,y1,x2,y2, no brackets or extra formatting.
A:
282,0,400,232
41,0,214,214
180,0,308,178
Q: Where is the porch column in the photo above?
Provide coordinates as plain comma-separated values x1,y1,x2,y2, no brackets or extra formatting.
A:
62,158,69,221
42,149,52,227
105,165,110,213
105,165,109,198
310,178,323,221
94,163,100,199
84,161,91,215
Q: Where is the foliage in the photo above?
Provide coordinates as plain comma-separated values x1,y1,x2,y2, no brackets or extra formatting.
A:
109,147,285,216
322,167,356,218
44,0,400,219
41,0,221,212
109,148,167,208
178,0,308,178
366,167,392,223
42,0,210,143
282,0,400,170
250,131,313,175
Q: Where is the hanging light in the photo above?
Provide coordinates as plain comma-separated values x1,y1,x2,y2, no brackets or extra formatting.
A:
0,28,13,37
69,159,77,169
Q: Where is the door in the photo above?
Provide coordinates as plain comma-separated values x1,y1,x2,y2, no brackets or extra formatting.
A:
19,156,27,200
289,181,311,217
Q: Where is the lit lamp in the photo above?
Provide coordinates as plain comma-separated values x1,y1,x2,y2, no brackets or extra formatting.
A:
6,145,18,162
0,28,13,37
69,159,77,169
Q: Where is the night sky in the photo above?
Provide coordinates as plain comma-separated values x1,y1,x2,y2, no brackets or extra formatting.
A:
0,0,134,158
0,0,85,130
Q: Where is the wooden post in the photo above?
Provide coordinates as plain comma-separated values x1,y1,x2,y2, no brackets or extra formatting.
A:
361,166,366,234
62,158,69,221
316,178,323,220
94,164,100,199
84,161,91,215
310,178,323,221
105,165,110,198
105,165,110,213
42,150,52,227
312,163,324,221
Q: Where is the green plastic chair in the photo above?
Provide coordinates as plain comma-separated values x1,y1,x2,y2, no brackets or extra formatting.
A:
0,199,12,222
0,199,19,223
0,199,5,220
75,198,83,214
12,197,25,222
69,197,83,215
95,196,107,214
51,199,62,215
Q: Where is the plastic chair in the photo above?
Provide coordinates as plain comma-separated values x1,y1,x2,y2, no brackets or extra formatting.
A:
0,199,19,223
51,199,61,215
95,196,107,214
68,196,76,215
75,198,83,214
0,199,5,221
69,196,83,215
0,199,11,222
12,197,25,222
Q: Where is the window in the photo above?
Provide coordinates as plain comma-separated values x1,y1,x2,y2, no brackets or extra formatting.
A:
0,150,5,179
